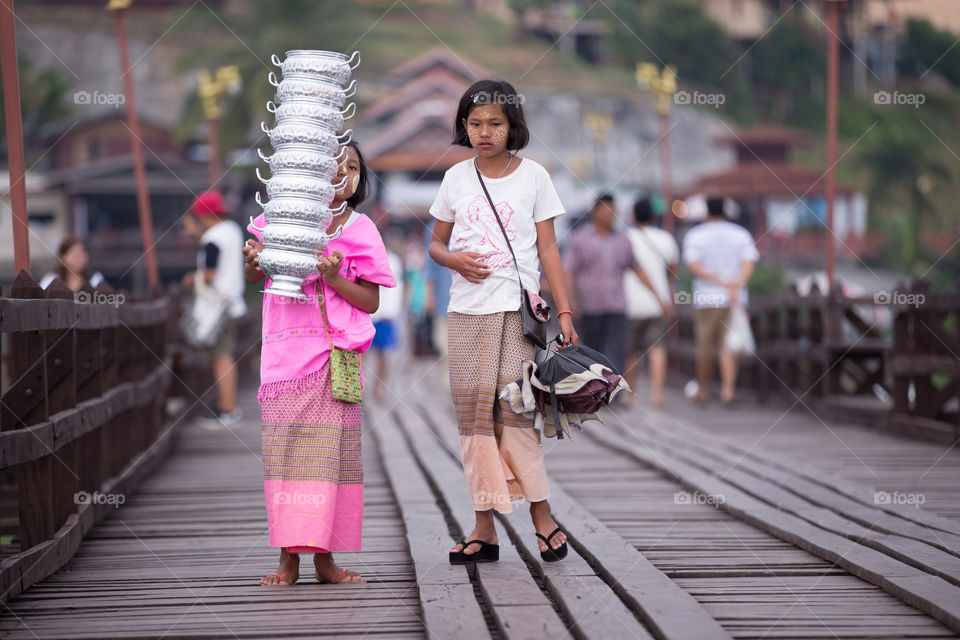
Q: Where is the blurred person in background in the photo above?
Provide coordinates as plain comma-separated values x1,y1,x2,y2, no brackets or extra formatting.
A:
405,240,436,358
624,199,677,409
181,191,247,427
369,246,405,403
682,197,758,405
39,236,105,291
425,220,452,358
564,194,663,378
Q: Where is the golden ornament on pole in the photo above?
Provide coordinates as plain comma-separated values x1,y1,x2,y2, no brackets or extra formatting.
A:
636,62,678,233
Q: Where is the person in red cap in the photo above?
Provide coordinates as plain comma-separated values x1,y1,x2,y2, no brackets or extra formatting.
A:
181,190,247,428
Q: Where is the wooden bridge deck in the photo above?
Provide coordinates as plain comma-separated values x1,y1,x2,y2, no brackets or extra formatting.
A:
2,360,960,639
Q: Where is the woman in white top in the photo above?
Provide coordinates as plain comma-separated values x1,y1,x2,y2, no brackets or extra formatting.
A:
428,79,579,565
39,236,105,292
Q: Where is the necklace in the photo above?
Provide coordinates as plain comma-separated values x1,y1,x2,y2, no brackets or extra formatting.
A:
476,155,515,179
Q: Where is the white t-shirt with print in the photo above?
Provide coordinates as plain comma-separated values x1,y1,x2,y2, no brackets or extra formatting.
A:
624,225,679,319
429,157,564,315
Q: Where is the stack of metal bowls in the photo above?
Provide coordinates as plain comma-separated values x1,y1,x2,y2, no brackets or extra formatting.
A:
252,49,360,299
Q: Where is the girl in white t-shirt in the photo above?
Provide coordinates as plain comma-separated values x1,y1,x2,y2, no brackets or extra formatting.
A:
428,79,579,565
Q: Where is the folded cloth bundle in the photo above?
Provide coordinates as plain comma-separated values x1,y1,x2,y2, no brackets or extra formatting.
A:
500,342,631,441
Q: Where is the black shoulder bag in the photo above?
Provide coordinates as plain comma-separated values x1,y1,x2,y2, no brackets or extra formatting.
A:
474,160,550,348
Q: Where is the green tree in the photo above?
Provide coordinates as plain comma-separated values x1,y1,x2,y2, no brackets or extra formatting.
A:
899,18,960,88
752,15,824,122
860,122,951,269
0,58,72,165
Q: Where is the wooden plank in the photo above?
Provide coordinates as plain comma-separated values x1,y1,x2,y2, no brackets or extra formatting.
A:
367,402,489,640
391,403,572,640
411,392,731,640
585,422,960,632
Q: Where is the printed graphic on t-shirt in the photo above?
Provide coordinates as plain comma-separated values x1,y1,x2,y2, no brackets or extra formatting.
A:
455,194,517,269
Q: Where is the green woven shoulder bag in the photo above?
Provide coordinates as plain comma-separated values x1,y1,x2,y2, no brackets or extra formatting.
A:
318,290,363,404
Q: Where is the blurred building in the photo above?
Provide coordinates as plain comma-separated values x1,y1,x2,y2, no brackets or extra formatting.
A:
680,124,879,265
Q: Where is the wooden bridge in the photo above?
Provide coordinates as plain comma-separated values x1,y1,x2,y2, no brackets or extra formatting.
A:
1,272,959,639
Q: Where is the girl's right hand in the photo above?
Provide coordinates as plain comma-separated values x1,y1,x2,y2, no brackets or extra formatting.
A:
243,239,263,272
449,251,491,284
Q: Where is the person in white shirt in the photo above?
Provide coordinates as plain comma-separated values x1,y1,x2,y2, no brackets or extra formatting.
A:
181,191,247,427
368,247,405,403
624,199,678,408
682,197,758,405
39,236,106,292
429,79,579,566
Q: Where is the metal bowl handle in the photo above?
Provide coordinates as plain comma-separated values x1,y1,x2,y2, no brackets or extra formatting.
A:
255,166,271,185
260,121,272,135
266,100,277,114
330,200,348,216
255,191,266,207
347,51,361,70
342,79,357,98
257,148,272,163
270,54,283,68
267,71,280,87
249,215,266,232
337,128,353,145
340,102,356,120
332,175,348,190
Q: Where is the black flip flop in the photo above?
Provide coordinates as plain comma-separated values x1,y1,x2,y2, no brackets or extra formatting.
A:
536,527,568,562
449,539,499,564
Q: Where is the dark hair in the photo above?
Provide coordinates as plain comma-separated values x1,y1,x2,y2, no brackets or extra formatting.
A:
343,140,369,210
453,79,530,151
633,198,653,224
594,193,614,208
706,197,726,218
54,235,91,282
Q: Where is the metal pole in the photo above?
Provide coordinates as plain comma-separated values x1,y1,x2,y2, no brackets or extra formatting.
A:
207,116,220,189
112,4,159,287
1,0,31,274
825,1,840,291
658,112,674,234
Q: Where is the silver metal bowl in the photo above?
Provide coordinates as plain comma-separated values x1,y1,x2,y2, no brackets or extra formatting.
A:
271,76,356,107
270,51,360,87
257,169,347,199
257,247,322,299
266,100,355,132
260,122,353,154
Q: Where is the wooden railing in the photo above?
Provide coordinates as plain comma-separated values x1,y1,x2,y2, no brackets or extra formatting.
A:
667,281,960,442
0,270,178,602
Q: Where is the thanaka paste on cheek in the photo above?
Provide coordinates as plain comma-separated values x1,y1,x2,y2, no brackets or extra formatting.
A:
351,173,360,192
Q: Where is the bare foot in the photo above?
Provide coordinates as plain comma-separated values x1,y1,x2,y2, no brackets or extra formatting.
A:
449,524,498,557
261,548,300,586
314,552,364,584
530,501,566,553
720,388,735,404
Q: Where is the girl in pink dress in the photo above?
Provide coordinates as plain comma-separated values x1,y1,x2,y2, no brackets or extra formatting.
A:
243,141,396,586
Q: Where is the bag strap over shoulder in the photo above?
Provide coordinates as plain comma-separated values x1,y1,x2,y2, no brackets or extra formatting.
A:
475,159,525,293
